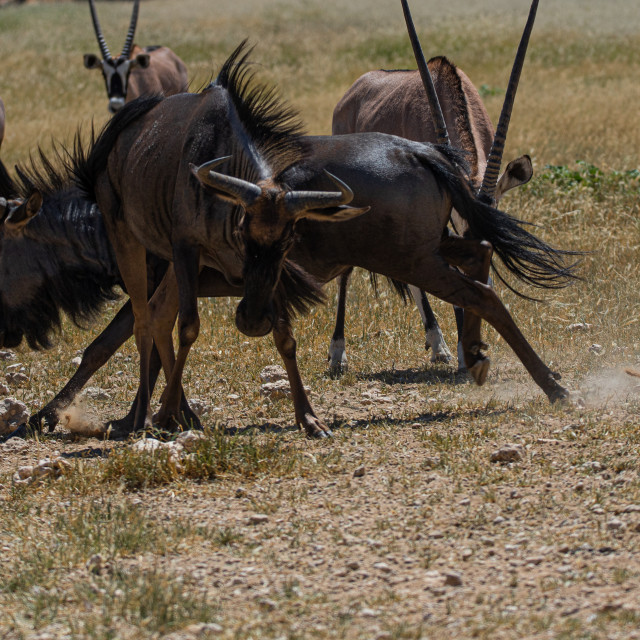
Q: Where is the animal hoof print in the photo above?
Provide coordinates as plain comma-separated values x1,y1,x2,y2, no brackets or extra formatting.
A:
469,357,491,387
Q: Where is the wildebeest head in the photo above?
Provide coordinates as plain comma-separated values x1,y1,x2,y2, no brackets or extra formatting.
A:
84,0,148,113
192,158,369,337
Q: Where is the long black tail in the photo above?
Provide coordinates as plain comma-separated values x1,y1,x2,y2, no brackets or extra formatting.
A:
421,145,581,293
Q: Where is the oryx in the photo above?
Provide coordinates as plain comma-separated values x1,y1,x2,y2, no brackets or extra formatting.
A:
329,0,535,373
83,0,188,113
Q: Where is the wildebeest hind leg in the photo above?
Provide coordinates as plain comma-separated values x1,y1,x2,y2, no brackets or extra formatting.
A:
328,269,352,375
273,319,332,438
418,259,567,402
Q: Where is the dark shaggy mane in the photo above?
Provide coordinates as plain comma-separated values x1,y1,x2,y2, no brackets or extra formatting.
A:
213,41,306,178
73,95,164,204
13,144,77,200
274,259,325,325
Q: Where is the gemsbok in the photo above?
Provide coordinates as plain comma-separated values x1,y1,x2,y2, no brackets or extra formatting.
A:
329,0,535,373
83,0,188,113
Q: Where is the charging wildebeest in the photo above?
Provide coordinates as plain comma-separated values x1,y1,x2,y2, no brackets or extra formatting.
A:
328,0,535,372
2,42,576,441
84,0,188,113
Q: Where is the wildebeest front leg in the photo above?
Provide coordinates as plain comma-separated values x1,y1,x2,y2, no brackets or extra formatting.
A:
440,237,492,385
154,244,201,430
273,319,332,438
418,257,567,402
328,269,352,374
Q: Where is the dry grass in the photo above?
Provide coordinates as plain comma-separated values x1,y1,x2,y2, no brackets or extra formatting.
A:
1,0,640,638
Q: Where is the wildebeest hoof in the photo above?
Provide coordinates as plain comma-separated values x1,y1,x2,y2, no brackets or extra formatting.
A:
469,357,491,386
548,384,570,404
551,371,562,381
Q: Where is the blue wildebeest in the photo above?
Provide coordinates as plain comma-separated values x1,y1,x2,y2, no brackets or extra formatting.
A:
328,0,536,373
84,0,188,113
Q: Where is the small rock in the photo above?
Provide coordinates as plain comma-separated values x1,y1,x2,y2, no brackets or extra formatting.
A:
256,597,277,611
606,518,626,532
186,622,224,636
0,350,16,361
346,560,360,571
567,322,592,332
175,430,207,452
360,608,380,618
260,365,288,383
373,562,392,573
188,398,211,418
81,386,111,401
71,356,82,367
248,514,269,525
353,466,366,478
443,571,463,586
0,397,29,436
0,384,9,395
132,438,163,453
490,444,524,464
588,343,604,355
260,379,292,399
1,438,28,452
235,487,248,498
5,372,29,386
86,553,104,574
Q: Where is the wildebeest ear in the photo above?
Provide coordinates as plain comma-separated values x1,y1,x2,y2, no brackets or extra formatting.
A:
84,53,102,69
132,53,151,69
5,192,43,230
299,205,370,223
495,155,533,200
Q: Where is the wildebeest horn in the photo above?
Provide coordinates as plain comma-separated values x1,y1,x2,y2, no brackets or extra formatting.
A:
0,197,6,219
400,0,449,146
88,0,112,60
121,0,140,59
479,0,539,201
284,171,356,217
190,158,262,206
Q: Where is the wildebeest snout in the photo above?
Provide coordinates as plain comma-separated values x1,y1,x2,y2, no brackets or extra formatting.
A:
235,298,275,337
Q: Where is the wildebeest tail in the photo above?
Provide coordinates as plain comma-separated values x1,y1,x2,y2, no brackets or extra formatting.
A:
72,95,164,206
422,145,581,292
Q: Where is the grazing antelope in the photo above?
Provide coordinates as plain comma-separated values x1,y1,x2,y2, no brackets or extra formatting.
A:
84,0,187,113
328,0,534,373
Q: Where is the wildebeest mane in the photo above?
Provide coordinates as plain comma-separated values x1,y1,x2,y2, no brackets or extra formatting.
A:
275,259,325,325
214,40,306,180
3,145,122,349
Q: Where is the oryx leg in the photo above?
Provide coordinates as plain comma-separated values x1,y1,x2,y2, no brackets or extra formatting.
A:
274,318,331,438
407,285,452,363
328,268,352,374
418,257,567,402
440,237,493,385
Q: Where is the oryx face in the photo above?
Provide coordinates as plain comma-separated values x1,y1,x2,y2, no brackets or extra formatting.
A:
84,52,150,113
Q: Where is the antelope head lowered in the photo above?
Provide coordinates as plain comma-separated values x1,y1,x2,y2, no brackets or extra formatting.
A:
84,0,187,113
192,159,369,337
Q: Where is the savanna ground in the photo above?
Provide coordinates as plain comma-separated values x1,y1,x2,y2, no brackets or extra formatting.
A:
1,0,640,638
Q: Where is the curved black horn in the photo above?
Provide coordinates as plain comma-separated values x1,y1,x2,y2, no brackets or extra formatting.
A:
400,0,449,146
121,0,140,58
88,0,111,60
190,158,262,206
284,171,355,217
479,0,539,201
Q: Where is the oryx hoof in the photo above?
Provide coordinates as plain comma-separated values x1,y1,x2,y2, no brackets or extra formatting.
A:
425,329,452,364
548,383,569,404
328,339,348,377
456,342,467,373
300,414,333,439
469,357,491,387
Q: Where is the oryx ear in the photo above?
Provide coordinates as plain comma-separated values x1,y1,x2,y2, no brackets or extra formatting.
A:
495,154,533,201
132,53,150,69
300,205,370,223
5,192,42,230
84,53,102,69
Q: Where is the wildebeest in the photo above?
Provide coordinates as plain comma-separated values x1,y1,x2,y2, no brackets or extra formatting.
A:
75,42,367,434
328,0,536,372
84,0,188,113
